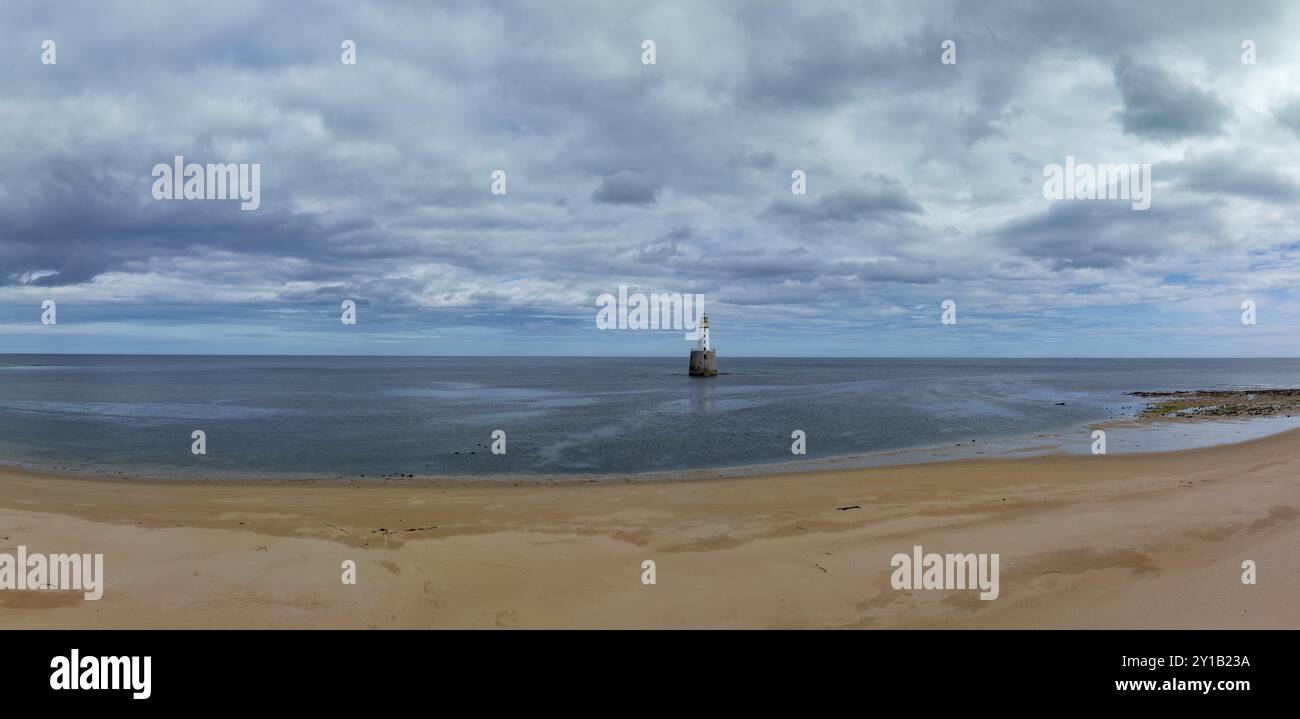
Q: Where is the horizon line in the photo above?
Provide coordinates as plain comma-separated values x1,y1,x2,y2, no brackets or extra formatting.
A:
3,352,1299,360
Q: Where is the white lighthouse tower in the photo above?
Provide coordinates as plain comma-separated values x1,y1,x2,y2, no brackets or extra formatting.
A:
688,314,717,376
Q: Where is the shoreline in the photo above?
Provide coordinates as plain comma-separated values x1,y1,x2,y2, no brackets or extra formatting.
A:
4,404,1300,486
2,427,1298,627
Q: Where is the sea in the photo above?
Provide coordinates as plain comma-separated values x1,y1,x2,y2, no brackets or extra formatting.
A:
0,355,1297,481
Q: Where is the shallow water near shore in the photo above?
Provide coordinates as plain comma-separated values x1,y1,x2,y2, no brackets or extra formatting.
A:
1,354,1298,481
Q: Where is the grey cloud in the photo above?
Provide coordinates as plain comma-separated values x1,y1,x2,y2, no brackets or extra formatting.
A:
734,5,957,110
727,144,777,170
828,259,948,285
767,175,923,223
1111,58,1232,141
1273,97,1300,139
636,225,692,263
998,201,1222,270
1161,151,1300,202
591,170,662,206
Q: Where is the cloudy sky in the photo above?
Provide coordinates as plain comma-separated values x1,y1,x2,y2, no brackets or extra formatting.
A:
2,0,1300,357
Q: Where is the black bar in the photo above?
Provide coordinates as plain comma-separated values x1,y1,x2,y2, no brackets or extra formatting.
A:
0,629,1286,707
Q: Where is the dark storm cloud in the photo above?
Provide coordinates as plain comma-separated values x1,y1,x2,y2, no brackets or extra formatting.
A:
1111,58,1232,141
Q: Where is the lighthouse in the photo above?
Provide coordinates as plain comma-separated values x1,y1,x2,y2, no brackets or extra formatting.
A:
688,314,717,377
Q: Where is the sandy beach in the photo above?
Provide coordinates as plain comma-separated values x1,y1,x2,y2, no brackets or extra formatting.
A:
1,428,1298,629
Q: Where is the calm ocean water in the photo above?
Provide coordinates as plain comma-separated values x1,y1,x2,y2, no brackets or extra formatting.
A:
0,355,1297,479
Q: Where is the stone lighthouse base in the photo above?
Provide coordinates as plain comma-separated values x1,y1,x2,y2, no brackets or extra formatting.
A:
688,349,717,377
